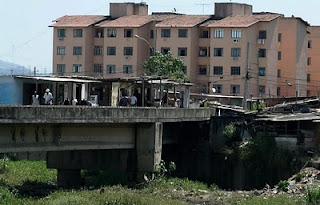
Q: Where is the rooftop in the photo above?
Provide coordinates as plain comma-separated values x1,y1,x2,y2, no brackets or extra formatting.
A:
207,13,281,28
98,15,153,27
50,15,109,27
156,15,212,28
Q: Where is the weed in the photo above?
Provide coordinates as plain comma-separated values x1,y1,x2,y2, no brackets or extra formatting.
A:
295,173,303,182
276,180,289,191
306,187,320,205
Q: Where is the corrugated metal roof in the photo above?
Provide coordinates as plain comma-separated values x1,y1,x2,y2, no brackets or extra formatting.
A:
15,76,101,83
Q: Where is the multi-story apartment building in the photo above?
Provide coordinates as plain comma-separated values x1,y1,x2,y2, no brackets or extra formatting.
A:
51,2,310,98
277,17,308,97
307,26,320,97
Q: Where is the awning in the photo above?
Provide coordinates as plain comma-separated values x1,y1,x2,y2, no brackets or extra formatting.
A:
15,76,101,83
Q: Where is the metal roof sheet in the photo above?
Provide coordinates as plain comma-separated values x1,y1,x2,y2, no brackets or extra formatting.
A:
15,76,101,83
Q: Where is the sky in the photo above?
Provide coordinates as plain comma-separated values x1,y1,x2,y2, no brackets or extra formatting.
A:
0,0,319,74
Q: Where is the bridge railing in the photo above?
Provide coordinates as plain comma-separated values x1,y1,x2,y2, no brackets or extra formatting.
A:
0,105,216,124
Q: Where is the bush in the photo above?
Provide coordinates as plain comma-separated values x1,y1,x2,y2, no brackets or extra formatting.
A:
306,187,320,205
276,180,289,191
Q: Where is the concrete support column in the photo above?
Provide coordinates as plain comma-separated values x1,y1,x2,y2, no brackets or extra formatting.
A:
57,169,81,189
136,122,163,181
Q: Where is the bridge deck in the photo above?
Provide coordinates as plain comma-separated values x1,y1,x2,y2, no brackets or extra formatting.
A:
0,106,215,124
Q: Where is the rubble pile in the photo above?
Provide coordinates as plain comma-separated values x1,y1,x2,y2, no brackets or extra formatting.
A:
251,166,320,198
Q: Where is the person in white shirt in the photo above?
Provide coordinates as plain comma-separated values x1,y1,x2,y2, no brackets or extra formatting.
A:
43,88,53,105
31,91,39,105
130,95,137,107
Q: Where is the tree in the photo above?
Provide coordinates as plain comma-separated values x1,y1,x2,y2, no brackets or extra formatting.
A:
142,51,189,81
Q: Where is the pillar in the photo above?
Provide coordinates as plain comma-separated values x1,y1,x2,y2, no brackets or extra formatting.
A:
57,169,81,189
136,122,163,181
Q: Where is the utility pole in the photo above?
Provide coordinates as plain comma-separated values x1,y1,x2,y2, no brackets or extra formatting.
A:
256,53,260,97
34,67,37,76
242,42,250,110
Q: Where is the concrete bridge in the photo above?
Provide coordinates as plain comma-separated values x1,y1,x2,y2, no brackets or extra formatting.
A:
0,106,215,187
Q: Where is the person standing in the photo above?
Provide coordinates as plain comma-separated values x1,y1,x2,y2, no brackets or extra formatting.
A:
31,91,39,105
43,88,53,105
130,94,137,107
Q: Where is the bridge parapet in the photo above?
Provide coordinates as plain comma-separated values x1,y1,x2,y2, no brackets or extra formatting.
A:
0,106,215,124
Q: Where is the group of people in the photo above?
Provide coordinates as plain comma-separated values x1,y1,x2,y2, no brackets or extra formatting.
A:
31,88,53,105
119,89,142,107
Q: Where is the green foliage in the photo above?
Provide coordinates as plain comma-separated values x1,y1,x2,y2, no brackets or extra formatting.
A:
236,195,303,205
306,187,320,205
295,173,303,182
276,180,289,191
0,157,8,174
142,51,188,81
238,135,301,189
0,160,56,186
156,160,176,177
142,177,216,194
222,123,237,139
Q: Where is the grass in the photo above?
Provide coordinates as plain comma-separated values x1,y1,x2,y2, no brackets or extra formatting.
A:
0,159,310,205
235,195,303,205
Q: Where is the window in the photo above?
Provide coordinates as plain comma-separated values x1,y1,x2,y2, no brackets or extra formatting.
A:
307,74,311,82
214,48,223,57
259,86,265,94
278,51,281,60
178,48,187,56
72,64,82,73
58,29,66,37
183,66,187,74
213,66,223,75
278,33,282,42
277,87,281,96
259,67,266,76
57,46,66,55
199,66,207,75
57,64,65,73
150,30,154,39
259,30,267,39
199,48,208,56
73,29,83,37
94,64,103,73
95,28,104,38
230,85,240,94
123,65,133,73
107,65,116,74
277,69,281,78
107,47,116,55
231,66,240,75
178,29,188,38
73,46,82,55
200,30,209,38
212,84,222,93
107,29,117,37
124,29,133,37
123,47,133,56
258,49,266,57
308,40,312,48
161,47,170,54
94,46,103,55
214,29,224,38
308,57,311,65
161,29,171,38
231,29,241,38
231,48,241,57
